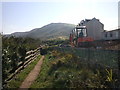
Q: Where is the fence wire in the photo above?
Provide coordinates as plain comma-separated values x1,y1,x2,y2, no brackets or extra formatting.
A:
55,47,119,69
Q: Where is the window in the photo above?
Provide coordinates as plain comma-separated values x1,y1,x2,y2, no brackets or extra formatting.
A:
110,33,113,37
78,28,87,37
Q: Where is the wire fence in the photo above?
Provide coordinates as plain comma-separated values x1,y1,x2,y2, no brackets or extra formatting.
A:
54,47,119,69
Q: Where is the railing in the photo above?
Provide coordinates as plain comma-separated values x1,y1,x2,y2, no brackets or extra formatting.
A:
5,47,40,83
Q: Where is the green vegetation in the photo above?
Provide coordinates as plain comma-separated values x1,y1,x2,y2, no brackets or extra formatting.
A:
9,23,75,40
2,36,41,87
2,34,120,88
43,39,69,46
30,50,120,88
56,47,118,69
7,55,41,88
30,54,52,88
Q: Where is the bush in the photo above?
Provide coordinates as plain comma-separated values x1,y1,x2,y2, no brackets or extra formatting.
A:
2,36,41,86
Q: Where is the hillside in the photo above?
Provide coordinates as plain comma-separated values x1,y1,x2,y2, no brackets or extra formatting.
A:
8,23,75,40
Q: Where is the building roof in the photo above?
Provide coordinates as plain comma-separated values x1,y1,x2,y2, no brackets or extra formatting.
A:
104,28,120,32
85,19,91,22
79,17,103,26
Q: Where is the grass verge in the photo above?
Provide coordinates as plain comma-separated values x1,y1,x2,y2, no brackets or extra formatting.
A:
7,55,41,88
30,50,120,88
30,54,52,88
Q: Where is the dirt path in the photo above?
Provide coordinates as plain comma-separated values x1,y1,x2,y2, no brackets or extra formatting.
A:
19,56,45,89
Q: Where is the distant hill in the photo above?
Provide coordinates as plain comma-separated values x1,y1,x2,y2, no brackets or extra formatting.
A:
8,23,75,40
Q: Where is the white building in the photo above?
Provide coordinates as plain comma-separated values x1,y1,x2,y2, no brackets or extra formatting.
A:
102,29,120,40
79,17,104,40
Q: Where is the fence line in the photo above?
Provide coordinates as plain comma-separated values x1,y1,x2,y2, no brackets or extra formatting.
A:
5,47,40,83
54,47,119,69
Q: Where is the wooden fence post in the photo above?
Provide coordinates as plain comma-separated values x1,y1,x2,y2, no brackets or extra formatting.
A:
5,47,40,83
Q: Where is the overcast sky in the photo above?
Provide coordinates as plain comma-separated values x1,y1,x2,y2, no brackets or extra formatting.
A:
1,0,119,34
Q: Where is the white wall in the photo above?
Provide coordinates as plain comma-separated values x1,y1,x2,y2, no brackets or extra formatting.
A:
102,30,120,40
85,19,104,40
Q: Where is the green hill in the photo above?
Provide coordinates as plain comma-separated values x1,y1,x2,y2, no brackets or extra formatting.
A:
9,23,75,40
